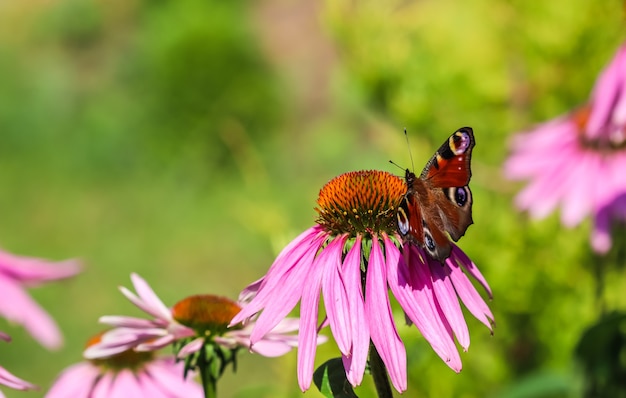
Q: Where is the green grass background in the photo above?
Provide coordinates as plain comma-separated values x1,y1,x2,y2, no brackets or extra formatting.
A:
1,0,625,397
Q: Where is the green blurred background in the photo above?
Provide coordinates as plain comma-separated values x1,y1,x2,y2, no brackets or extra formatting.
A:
1,0,626,397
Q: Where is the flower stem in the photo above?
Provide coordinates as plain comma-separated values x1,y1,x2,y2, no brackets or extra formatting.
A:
198,348,217,398
369,341,393,398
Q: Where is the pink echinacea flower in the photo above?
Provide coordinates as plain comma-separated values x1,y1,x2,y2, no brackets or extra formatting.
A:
46,332,203,398
505,43,626,254
230,170,494,392
84,273,315,361
0,249,81,349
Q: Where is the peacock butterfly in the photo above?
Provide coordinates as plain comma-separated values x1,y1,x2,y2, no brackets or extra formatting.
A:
396,127,475,262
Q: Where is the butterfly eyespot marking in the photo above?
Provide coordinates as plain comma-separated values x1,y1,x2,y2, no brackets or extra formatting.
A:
424,230,436,251
445,186,469,207
397,201,410,235
449,130,471,155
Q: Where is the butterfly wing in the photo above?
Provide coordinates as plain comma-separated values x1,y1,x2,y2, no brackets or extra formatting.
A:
397,127,475,263
421,127,475,242
397,170,455,262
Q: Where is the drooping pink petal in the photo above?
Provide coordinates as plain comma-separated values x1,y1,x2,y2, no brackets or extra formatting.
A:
366,236,406,392
0,366,36,391
0,251,81,284
0,274,62,349
46,362,99,397
145,358,203,398
108,370,144,397
450,245,493,298
321,235,351,355
428,260,470,350
296,243,326,391
230,230,325,327
586,44,626,139
245,235,327,345
341,235,369,386
177,337,204,358
90,372,114,398
560,151,598,226
0,332,9,342
447,261,494,330
388,244,460,369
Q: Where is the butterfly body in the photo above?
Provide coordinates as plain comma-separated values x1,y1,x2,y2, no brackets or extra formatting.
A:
396,127,475,262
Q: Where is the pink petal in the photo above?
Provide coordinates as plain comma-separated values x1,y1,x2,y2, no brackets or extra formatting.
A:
90,372,114,398
177,337,204,358
126,273,172,321
560,152,597,226
0,366,36,391
388,244,462,370
447,261,494,330
245,235,326,344
321,235,351,355
0,251,81,284
428,260,470,350
0,332,9,342
341,235,369,386
232,229,325,326
586,44,626,139
108,370,144,397
450,245,493,298
0,274,62,349
46,362,99,397
145,358,203,398
366,236,406,392
296,242,325,391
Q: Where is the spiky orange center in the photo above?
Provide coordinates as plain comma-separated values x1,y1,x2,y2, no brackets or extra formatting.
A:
86,332,154,370
316,170,406,236
172,295,242,335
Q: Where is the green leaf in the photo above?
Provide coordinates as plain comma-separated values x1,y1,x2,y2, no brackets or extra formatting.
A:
313,358,359,398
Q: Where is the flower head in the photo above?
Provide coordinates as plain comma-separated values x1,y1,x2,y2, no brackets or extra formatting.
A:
231,170,494,392
505,43,626,254
46,332,203,398
0,332,38,396
0,249,81,349
84,273,307,362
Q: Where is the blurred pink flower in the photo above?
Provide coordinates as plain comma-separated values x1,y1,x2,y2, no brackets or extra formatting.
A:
84,273,313,360
0,332,38,397
47,334,202,398
0,249,81,349
231,171,494,392
505,43,626,254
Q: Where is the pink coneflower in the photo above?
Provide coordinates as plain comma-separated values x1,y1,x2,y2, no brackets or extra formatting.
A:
46,332,203,398
231,170,494,393
505,43,626,254
0,332,37,397
85,273,313,362
0,249,81,349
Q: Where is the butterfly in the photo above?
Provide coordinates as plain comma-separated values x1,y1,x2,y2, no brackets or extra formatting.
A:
396,127,475,262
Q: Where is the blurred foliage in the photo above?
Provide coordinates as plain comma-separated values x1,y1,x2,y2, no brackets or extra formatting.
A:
0,0,626,397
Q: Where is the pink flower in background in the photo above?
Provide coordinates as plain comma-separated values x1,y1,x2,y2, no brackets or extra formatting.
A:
505,43,626,254
47,333,203,398
0,332,38,397
0,249,81,349
84,273,311,360
231,171,494,392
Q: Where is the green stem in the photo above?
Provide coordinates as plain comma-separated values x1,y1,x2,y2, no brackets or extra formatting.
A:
369,341,393,398
199,348,217,398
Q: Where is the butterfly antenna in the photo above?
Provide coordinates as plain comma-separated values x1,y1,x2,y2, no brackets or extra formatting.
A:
404,127,415,171
388,159,404,172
